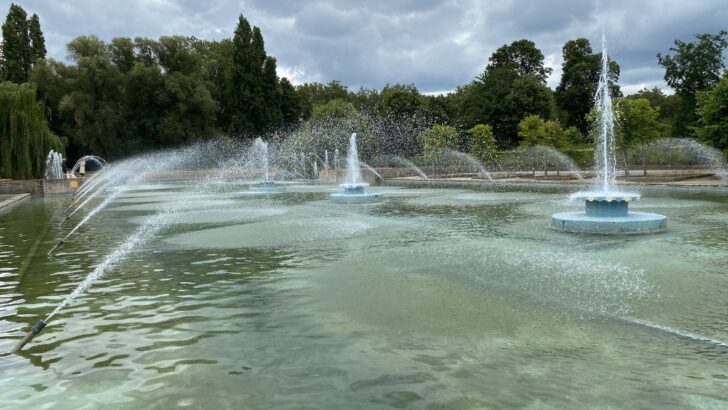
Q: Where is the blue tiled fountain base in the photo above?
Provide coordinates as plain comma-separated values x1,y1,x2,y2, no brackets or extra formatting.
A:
551,211,667,234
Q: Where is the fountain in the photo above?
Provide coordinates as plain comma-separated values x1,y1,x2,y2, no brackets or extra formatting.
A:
551,33,667,234
249,138,284,192
44,150,64,179
330,133,383,203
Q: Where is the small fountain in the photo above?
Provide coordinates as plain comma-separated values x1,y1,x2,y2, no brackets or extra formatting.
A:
44,150,64,179
330,133,383,203
249,138,284,192
552,33,666,234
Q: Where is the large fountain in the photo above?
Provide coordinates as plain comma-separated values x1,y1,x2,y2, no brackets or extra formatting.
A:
552,34,667,234
330,133,383,203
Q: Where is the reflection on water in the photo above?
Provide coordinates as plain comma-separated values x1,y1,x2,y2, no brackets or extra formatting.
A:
1,183,727,408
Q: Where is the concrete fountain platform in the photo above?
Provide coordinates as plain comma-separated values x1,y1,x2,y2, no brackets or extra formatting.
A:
330,184,383,204
552,192,667,234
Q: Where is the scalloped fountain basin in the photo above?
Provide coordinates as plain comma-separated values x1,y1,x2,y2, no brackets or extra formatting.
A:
330,183,383,204
552,191,666,234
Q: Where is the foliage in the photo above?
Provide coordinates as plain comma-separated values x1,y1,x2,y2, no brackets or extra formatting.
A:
225,16,282,135
657,31,728,136
296,81,350,120
468,124,497,163
458,39,555,148
696,72,728,151
555,38,621,135
310,99,357,122
0,82,64,179
486,39,552,84
376,84,424,117
626,87,680,138
517,115,571,150
614,98,663,148
1,3,31,83
28,13,45,62
420,124,459,156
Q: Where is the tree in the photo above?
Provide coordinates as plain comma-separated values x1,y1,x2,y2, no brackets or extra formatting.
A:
1,3,31,83
518,115,570,150
0,82,64,179
420,124,458,156
279,77,301,126
225,15,279,136
460,39,555,148
487,39,552,84
696,72,728,152
627,87,680,138
657,31,728,136
614,98,664,175
57,36,128,159
28,13,45,62
468,124,497,164
296,80,350,119
555,38,620,136
310,98,357,122
376,83,424,117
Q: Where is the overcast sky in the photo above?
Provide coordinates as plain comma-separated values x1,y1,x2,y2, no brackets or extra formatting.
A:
5,0,727,94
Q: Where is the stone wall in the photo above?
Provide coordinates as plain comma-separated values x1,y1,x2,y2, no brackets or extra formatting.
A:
0,178,87,196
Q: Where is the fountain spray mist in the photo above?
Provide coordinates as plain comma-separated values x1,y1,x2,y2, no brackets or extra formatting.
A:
593,30,617,192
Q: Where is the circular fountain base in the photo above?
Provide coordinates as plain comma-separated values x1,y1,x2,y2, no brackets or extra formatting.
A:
551,211,667,234
330,183,383,204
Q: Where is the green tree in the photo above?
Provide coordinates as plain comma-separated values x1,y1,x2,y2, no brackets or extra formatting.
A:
460,39,555,148
279,77,301,126
468,124,497,164
376,84,424,117
487,39,552,84
627,87,680,138
657,31,728,137
420,124,458,156
695,72,728,151
28,13,45,62
614,98,664,175
225,15,278,136
296,80,350,119
310,98,357,122
57,36,127,158
555,38,621,135
518,115,570,150
0,82,64,179
1,3,31,83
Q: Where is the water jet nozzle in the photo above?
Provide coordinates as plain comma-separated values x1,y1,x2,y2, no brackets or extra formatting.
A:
10,320,46,354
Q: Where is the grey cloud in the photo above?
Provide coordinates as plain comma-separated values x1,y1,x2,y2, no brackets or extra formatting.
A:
7,0,727,94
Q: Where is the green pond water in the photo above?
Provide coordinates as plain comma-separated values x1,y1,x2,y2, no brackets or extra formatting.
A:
1,182,727,409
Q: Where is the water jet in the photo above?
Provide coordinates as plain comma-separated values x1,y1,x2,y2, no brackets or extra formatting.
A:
330,133,383,204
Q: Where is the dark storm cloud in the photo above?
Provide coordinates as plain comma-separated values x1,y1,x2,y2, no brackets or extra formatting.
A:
6,0,727,94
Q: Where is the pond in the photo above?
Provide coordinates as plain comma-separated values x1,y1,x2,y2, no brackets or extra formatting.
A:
1,182,727,408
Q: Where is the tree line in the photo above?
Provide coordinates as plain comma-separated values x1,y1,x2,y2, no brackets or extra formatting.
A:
1,2,727,178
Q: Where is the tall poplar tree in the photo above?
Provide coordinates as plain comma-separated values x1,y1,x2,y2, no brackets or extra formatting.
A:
28,13,45,62
1,3,31,83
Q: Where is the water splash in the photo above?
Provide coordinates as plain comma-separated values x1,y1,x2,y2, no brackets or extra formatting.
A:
523,145,584,180
346,133,363,185
645,138,727,184
593,31,617,192
44,150,64,179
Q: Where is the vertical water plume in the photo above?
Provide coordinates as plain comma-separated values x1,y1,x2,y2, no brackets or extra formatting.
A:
346,133,363,185
593,31,617,192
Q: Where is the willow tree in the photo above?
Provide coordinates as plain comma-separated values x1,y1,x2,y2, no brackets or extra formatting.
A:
0,82,64,179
